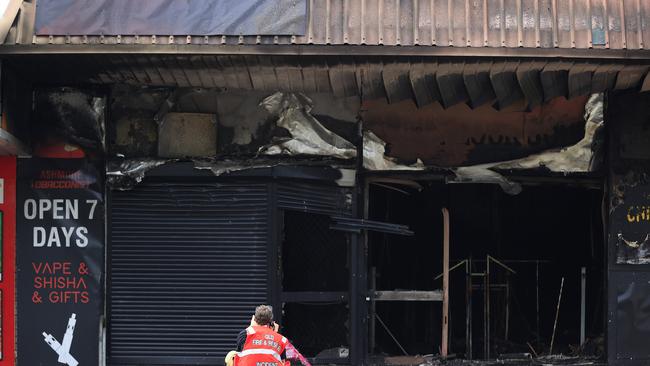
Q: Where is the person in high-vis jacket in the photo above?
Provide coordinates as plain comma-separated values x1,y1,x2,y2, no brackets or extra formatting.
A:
225,305,289,366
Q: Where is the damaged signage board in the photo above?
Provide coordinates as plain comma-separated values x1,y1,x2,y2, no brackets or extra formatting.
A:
16,158,104,366
613,172,650,265
158,113,217,158
35,0,307,36
609,92,650,265
607,91,650,366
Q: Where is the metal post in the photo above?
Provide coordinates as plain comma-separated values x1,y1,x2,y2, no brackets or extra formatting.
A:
580,267,586,346
350,109,366,365
370,267,377,355
466,258,472,360
536,260,540,344
505,274,510,342
483,260,488,360
486,256,490,360
349,233,360,365
441,208,450,357
550,277,565,355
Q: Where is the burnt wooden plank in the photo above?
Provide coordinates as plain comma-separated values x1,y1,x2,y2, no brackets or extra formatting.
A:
215,56,240,89
436,62,468,108
147,55,177,86
328,57,359,97
274,65,292,92
614,65,649,90
94,54,126,84
285,66,304,92
516,61,546,109
123,55,152,85
490,61,524,110
640,72,650,92
164,56,191,87
243,55,265,90
540,62,572,101
133,55,164,85
329,65,359,97
567,63,597,99
301,56,333,93
257,56,279,91
229,55,253,90
409,61,440,108
177,55,203,87
201,55,227,88
187,56,211,87
382,62,413,104
360,63,386,100
463,61,495,109
591,64,622,93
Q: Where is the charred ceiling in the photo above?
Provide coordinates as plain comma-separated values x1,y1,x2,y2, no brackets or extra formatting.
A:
363,94,591,167
5,54,650,111
30,83,606,193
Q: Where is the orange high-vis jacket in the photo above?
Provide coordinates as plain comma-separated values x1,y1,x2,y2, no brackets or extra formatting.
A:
234,326,290,366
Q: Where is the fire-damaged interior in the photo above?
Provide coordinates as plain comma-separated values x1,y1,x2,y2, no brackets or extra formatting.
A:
366,180,606,362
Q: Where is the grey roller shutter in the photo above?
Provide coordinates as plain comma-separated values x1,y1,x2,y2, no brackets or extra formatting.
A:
108,182,269,365
277,181,354,217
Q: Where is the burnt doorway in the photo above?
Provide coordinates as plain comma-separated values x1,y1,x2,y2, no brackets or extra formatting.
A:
367,179,606,362
279,210,351,362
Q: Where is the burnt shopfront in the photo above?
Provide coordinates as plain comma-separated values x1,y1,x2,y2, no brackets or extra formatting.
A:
2,63,647,365
1,1,650,365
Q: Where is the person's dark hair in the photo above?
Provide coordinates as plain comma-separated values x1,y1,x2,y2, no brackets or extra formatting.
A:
254,305,274,326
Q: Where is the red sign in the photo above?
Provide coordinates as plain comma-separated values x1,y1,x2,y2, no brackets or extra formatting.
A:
0,157,16,366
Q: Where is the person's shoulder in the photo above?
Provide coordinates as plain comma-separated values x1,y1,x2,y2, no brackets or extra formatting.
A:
275,332,288,343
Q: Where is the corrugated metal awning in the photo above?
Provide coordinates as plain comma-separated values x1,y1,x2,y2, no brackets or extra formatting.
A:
3,0,650,53
8,54,650,110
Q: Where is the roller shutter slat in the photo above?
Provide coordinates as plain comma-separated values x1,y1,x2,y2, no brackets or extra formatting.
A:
109,182,268,365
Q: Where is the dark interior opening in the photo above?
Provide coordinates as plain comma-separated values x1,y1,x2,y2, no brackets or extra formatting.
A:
368,181,606,360
280,210,350,359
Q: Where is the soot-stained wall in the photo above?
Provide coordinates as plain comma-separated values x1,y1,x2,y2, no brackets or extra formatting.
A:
109,86,359,158
362,95,588,166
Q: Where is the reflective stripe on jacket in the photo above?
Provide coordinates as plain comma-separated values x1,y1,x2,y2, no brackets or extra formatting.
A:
234,326,287,366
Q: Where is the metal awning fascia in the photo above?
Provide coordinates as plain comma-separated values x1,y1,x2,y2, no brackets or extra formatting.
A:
5,0,650,51
4,44,650,60
7,53,648,110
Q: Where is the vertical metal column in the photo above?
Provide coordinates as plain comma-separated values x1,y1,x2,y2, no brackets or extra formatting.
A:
536,261,540,344
466,258,472,360
349,229,361,365
351,111,366,365
580,267,586,345
369,267,377,355
441,208,450,357
485,256,491,360
505,275,510,342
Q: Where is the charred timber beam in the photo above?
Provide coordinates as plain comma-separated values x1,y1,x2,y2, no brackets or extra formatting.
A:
372,290,443,302
462,61,494,109
516,61,546,109
6,45,650,60
490,61,524,110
